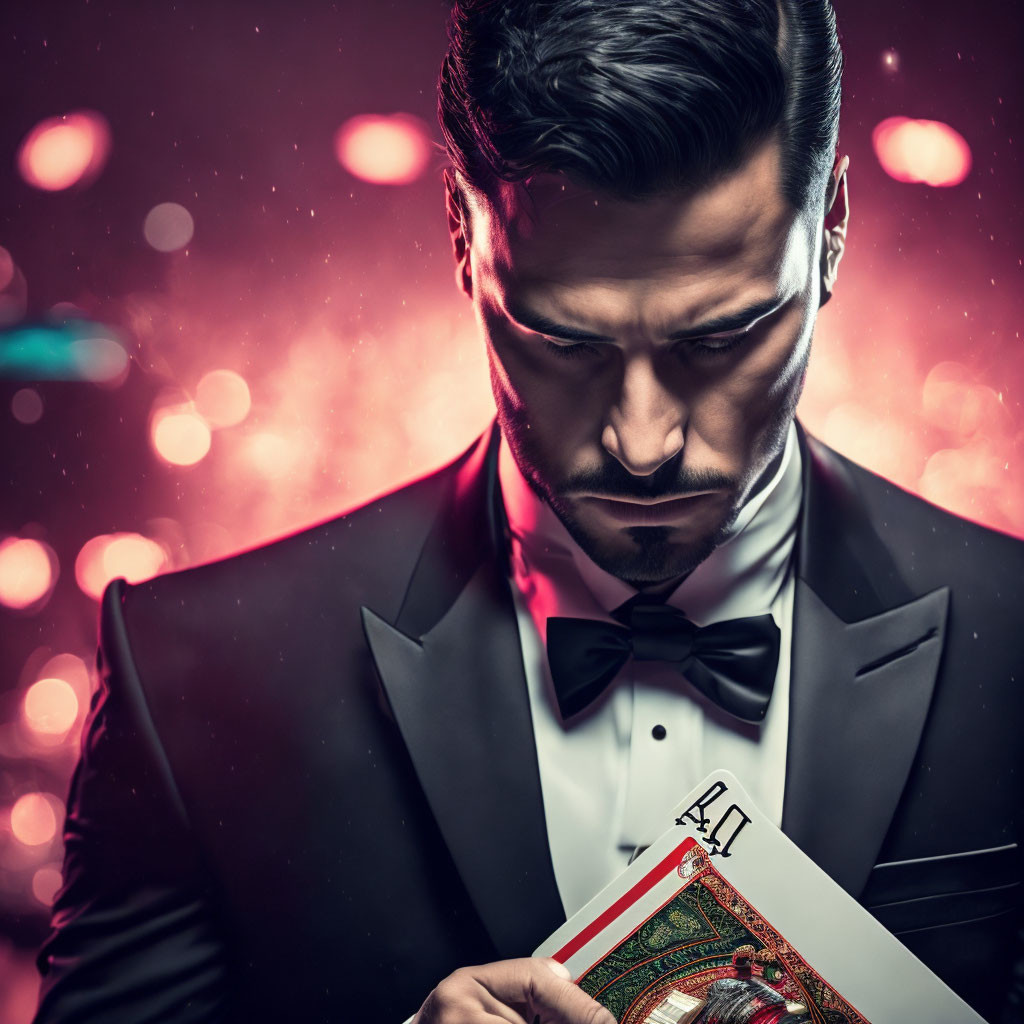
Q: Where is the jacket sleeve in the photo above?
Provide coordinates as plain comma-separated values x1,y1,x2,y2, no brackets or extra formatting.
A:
33,578,230,1023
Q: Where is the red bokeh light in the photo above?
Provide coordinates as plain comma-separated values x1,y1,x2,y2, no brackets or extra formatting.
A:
334,113,432,185
16,110,111,191
0,537,57,610
872,117,972,187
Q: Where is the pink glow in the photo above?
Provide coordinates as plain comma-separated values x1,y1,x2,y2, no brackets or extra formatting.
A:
74,533,169,600
334,113,432,185
921,362,1010,440
16,110,111,191
143,202,195,252
0,538,57,610
11,388,44,424
151,403,212,466
31,865,63,907
244,431,298,479
38,653,90,694
799,271,1023,537
872,117,972,187
22,678,79,736
10,793,59,847
0,246,13,291
18,654,91,752
196,369,251,428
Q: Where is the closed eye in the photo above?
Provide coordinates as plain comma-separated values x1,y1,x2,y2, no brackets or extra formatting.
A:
541,338,600,360
540,331,750,361
687,331,749,355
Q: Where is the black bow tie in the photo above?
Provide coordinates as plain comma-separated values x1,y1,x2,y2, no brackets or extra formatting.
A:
545,595,781,723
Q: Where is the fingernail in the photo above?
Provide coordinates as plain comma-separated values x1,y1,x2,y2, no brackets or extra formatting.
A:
543,959,572,981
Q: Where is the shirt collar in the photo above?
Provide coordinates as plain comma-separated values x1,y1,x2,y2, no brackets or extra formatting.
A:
498,421,802,631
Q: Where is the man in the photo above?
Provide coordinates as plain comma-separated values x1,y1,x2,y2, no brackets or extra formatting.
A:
32,1,1024,1022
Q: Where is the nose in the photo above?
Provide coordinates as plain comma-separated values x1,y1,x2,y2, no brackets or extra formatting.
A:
601,352,685,476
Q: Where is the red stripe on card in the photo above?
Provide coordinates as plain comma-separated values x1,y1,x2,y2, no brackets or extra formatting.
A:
552,837,698,963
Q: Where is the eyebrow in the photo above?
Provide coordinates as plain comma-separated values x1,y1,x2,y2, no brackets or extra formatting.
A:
504,295,786,343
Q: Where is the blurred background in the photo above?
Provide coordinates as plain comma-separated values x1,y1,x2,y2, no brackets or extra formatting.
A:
0,0,1020,1018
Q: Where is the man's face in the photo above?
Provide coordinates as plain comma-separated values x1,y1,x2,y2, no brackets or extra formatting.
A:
450,135,847,587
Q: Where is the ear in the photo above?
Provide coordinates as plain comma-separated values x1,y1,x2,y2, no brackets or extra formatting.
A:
444,168,473,300
819,152,850,309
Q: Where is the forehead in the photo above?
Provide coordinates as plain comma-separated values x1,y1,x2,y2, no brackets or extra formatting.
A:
469,136,813,308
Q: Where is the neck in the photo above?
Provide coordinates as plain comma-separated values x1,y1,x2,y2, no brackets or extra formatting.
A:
624,571,691,595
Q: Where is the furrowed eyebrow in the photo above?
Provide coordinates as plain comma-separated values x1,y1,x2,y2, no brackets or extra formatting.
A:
667,296,785,340
504,304,613,342
504,296,786,343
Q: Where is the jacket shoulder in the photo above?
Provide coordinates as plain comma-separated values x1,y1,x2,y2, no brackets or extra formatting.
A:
807,433,1024,599
107,435,477,647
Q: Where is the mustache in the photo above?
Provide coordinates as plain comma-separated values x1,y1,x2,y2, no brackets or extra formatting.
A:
558,456,736,503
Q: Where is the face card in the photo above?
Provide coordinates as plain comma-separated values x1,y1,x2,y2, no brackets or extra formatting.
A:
535,770,984,1024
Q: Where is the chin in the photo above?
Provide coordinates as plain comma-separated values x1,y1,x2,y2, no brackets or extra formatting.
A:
550,501,739,586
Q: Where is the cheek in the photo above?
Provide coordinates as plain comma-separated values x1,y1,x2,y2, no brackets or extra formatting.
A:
484,335,523,414
689,317,809,449
485,326,605,432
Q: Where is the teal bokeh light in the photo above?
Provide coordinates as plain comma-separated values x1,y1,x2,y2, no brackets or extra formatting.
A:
0,321,128,382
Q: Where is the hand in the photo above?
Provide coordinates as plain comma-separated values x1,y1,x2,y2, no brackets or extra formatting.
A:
413,957,616,1024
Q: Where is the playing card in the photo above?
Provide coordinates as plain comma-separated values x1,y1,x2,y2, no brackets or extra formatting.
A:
534,769,984,1023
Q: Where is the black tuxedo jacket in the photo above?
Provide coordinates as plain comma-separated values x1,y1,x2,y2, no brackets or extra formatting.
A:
33,419,1024,1023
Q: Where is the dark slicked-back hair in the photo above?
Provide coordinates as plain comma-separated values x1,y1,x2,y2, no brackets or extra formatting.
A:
438,0,842,216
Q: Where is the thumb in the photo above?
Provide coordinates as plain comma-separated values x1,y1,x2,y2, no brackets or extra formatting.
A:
542,959,572,981
523,959,616,1024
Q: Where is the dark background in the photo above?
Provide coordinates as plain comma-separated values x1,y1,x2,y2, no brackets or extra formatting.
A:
0,1,1020,1017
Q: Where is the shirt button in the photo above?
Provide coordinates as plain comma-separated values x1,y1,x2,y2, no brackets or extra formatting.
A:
651,724,667,740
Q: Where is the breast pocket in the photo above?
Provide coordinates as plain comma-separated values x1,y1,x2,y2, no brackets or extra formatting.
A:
862,842,1021,935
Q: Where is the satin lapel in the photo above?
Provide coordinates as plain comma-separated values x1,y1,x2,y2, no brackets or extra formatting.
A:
360,421,564,958
782,425,950,899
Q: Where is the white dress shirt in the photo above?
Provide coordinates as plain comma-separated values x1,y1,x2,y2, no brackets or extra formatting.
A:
498,422,803,918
